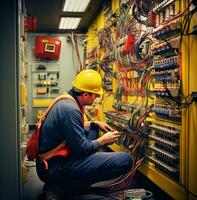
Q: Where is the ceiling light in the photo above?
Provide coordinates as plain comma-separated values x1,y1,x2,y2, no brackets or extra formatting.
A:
63,0,90,12
59,17,81,29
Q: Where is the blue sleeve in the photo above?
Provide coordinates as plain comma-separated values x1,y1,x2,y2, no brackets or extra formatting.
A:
62,106,100,158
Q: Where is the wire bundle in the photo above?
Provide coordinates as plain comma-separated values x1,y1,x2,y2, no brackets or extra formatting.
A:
91,157,144,192
98,27,114,56
70,33,84,73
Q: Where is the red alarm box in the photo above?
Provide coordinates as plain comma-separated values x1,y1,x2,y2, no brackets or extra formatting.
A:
34,36,61,60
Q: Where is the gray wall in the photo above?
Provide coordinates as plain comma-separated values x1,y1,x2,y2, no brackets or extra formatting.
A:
26,34,84,125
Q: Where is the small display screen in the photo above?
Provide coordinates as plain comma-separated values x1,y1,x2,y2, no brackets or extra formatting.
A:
44,43,55,52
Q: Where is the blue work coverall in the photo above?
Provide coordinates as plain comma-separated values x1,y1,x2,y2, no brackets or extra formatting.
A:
36,89,133,193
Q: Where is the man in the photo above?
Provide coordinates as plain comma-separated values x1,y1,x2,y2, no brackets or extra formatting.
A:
36,69,133,199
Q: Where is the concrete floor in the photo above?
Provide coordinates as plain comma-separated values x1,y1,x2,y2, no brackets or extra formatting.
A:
22,160,174,200
23,161,44,200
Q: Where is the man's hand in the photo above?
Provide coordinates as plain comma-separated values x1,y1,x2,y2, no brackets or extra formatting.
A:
97,131,121,146
93,121,114,132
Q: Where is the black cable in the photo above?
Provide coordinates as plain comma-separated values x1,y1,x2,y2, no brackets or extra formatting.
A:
162,81,193,108
132,0,153,27
180,6,197,45
132,3,148,26
185,7,197,35
129,104,146,131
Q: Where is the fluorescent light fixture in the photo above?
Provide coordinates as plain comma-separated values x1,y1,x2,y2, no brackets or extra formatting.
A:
59,17,81,29
63,0,90,12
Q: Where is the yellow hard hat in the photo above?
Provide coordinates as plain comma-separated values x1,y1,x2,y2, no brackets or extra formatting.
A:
72,69,103,95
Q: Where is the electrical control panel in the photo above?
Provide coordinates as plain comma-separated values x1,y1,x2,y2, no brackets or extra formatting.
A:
31,62,60,122
85,0,197,198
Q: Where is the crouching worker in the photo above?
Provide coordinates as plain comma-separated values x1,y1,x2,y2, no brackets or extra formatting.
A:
36,69,133,199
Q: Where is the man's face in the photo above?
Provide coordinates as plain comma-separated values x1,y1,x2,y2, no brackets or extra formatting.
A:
84,93,99,106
